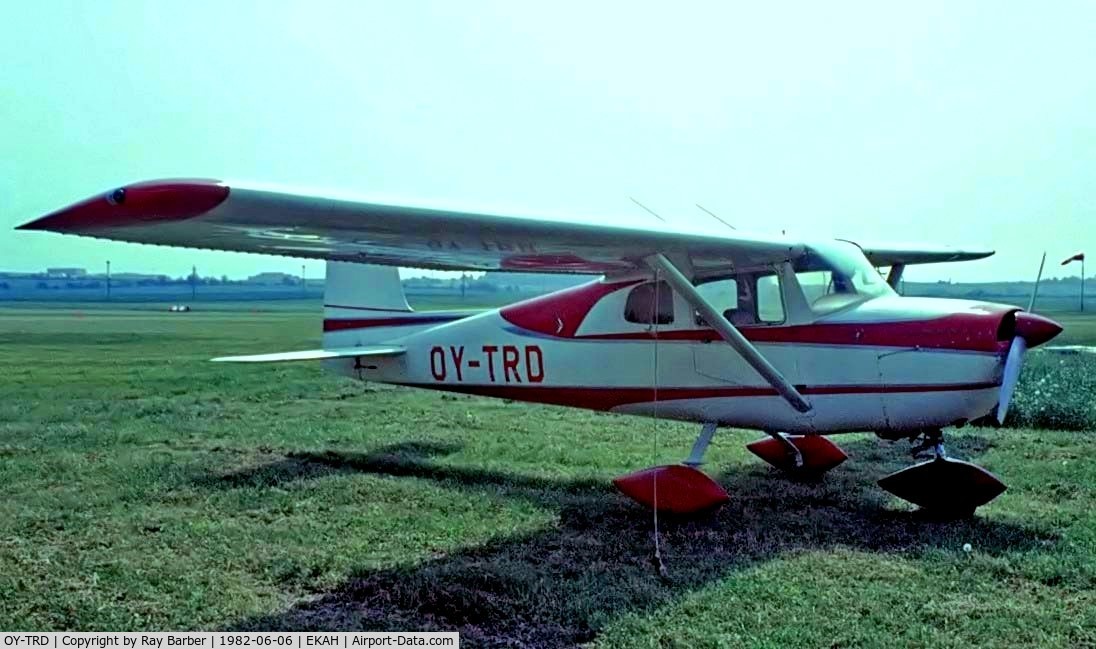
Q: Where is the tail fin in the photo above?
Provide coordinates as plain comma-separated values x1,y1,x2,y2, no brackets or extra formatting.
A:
323,261,468,349
323,261,414,347
324,261,411,314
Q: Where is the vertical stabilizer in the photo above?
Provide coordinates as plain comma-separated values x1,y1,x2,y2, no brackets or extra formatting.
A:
324,261,411,314
322,261,468,354
323,261,415,349
320,262,474,376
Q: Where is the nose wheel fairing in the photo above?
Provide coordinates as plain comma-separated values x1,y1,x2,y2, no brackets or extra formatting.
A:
878,429,1006,515
878,457,1006,515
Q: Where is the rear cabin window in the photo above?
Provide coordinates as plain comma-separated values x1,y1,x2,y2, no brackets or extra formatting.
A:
624,281,674,325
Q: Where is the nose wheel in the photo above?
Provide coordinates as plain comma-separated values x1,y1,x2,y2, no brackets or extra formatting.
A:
878,428,1007,516
909,428,946,460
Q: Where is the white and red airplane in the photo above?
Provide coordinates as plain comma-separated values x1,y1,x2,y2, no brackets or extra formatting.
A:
16,179,1064,516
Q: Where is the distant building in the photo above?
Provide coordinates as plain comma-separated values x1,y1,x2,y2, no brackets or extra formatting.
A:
246,272,300,285
46,267,86,278
111,273,170,282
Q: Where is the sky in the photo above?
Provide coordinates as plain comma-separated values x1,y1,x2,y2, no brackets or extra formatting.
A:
1,1,1093,283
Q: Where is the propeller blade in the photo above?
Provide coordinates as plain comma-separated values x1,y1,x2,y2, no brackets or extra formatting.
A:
996,335,1028,424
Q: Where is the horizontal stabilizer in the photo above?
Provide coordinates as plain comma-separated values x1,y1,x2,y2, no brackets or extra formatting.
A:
212,345,405,363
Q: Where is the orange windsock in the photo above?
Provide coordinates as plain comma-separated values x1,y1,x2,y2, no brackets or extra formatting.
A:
1061,252,1085,265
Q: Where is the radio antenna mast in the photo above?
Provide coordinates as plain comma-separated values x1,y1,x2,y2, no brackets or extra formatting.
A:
695,203,736,230
629,197,666,222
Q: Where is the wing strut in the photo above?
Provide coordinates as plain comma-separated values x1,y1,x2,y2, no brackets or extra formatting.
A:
644,253,813,413
886,263,905,290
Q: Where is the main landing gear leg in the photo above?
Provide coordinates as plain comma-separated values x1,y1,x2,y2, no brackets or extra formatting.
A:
769,431,804,468
613,422,730,515
878,428,1007,516
684,421,718,467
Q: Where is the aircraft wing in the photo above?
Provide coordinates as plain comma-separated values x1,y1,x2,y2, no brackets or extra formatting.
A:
16,179,993,273
16,179,806,274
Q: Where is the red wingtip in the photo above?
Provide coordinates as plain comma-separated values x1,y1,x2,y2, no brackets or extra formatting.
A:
15,179,229,233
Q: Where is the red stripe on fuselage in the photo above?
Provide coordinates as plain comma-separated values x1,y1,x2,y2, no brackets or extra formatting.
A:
323,304,415,313
323,314,464,332
396,382,1000,411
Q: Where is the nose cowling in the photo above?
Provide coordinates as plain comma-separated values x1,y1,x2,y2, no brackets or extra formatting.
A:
1012,312,1063,348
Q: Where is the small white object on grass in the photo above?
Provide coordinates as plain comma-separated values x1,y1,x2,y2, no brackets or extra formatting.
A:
962,543,973,553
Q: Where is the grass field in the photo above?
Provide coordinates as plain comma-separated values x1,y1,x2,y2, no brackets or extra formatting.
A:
1,302,1094,646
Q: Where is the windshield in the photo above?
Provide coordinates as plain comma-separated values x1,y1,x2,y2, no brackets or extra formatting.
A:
793,240,894,315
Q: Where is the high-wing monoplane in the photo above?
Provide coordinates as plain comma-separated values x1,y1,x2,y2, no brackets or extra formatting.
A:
17,179,1064,515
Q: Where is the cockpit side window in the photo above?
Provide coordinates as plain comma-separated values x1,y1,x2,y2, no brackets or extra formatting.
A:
624,281,674,325
755,274,785,324
695,278,742,325
694,273,784,326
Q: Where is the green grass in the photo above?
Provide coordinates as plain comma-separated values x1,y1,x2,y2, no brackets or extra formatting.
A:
1,304,1094,647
